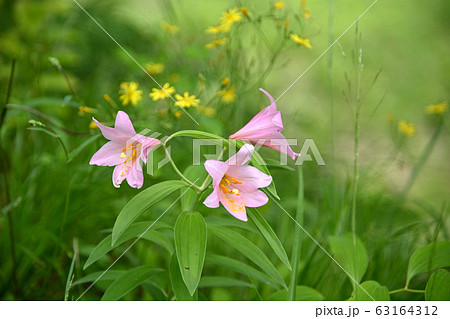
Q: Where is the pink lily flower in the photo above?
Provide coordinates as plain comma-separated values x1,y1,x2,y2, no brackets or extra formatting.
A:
229,88,300,160
203,144,272,221
89,111,161,188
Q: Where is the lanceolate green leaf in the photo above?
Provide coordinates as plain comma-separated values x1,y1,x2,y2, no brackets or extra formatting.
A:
199,276,253,288
329,233,368,287
353,281,390,301
174,211,207,295
406,241,450,285
73,270,126,286
169,254,197,301
112,180,187,245
101,266,163,301
206,255,279,289
248,208,291,270
84,221,173,269
425,269,450,301
208,225,287,289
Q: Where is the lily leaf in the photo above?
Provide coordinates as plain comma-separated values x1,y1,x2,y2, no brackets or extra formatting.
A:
112,180,187,245
174,211,207,295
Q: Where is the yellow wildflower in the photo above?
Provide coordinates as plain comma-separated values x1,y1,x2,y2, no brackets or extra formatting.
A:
89,120,97,129
218,85,237,104
78,106,97,116
205,38,228,49
160,21,179,35
290,33,312,49
241,7,250,18
175,92,200,108
149,83,176,101
174,111,182,118
284,18,290,30
220,8,242,26
304,8,311,20
221,77,230,87
426,102,448,115
205,25,222,34
145,62,165,75
273,1,285,9
398,120,416,137
199,106,217,117
119,82,143,107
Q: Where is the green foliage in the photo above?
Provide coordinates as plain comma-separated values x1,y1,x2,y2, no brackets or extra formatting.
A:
174,211,207,295
207,224,287,289
112,180,187,244
0,0,448,301
329,233,369,287
101,266,163,301
406,241,450,285
425,270,450,301
269,286,324,301
352,281,390,301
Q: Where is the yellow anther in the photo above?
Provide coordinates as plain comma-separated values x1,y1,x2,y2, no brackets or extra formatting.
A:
231,189,239,195
229,177,242,184
120,152,127,158
219,184,228,194
224,178,231,187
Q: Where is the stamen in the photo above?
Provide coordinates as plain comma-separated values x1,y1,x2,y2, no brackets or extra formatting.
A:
229,177,242,184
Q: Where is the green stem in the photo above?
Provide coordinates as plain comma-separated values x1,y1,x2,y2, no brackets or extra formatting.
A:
0,59,19,299
288,166,304,300
162,144,200,190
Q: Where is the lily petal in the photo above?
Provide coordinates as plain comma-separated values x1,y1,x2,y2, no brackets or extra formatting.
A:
204,160,229,188
226,144,254,167
90,141,125,166
204,189,220,208
218,191,248,221
226,165,272,192
114,111,137,137
112,164,129,188
242,189,269,207
93,118,125,140
126,164,144,189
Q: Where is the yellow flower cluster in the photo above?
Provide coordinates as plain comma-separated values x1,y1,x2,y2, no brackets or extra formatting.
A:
175,92,200,108
290,33,312,49
119,82,143,107
149,83,175,101
205,8,243,49
398,120,416,137
218,85,237,104
426,102,447,115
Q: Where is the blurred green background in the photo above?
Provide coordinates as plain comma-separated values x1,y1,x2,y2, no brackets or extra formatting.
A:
0,0,448,300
